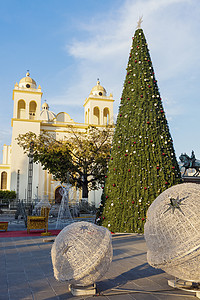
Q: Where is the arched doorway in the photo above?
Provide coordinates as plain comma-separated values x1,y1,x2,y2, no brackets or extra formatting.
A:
55,186,63,204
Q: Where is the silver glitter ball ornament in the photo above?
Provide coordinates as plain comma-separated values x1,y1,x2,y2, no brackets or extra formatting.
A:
144,183,200,282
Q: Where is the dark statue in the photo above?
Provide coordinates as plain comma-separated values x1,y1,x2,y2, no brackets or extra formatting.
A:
179,151,200,177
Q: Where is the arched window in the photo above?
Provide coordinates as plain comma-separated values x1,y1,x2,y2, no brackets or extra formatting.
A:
29,101,37,120
93,106,100,125
1,172,7,190
17,100,26,119
103,107,110,125
85,111,88,124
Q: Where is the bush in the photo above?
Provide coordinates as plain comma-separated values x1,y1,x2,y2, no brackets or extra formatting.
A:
0,190,16,200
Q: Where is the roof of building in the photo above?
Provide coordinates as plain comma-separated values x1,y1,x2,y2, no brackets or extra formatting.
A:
40,101,56,122
90,80,106,96
19,72,37,89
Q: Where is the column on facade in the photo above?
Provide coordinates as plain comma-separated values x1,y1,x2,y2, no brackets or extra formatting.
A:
26,102,29,119
100,108,104,125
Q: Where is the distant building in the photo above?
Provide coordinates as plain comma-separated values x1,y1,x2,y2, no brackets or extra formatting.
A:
0,72,114,207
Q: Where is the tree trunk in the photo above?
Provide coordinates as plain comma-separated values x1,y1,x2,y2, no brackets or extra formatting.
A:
82,174,88,199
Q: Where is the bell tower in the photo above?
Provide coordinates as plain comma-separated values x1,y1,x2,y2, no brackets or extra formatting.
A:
83,80,114,125
10,72,43,198
12,72,42,120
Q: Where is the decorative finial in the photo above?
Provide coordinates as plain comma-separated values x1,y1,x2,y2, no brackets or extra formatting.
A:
97,78,100,85
26,70,30,77
137,16,143,29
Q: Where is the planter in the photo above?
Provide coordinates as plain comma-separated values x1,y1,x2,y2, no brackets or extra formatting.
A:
0,222,8,231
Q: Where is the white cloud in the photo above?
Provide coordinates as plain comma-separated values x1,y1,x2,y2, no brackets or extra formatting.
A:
37,0,200,127
62,0,199,119
67,0,189,62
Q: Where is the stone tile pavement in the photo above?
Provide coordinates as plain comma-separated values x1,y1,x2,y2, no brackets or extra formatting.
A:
0,231,197,300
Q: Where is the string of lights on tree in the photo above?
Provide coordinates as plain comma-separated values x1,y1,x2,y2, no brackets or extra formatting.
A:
96,25,182,233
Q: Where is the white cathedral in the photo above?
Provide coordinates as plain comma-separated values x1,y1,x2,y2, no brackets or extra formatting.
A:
0,72,114,207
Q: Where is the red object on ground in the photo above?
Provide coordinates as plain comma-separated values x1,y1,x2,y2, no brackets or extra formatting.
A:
0,229,61,238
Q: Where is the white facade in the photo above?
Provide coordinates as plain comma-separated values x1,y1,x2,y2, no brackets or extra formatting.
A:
0,73,114,207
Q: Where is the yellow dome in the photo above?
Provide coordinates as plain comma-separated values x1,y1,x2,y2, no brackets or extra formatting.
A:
19,72,37,89
90,80,106,96
42,102,49,110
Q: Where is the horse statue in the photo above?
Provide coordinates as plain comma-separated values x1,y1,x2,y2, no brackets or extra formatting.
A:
179,151,200,177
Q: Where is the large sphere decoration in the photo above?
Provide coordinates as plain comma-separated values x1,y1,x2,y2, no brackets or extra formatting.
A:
51,221,113,286
144,183,200,282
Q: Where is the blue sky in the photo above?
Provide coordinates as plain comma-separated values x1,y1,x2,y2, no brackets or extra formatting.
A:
0,0,200,163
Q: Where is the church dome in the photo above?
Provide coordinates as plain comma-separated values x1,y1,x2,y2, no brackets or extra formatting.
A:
40,101,56,122
90,80,106,96
42,102,49,110
19,72,37,89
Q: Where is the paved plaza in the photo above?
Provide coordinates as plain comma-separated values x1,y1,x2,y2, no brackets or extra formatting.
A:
0,217,197,300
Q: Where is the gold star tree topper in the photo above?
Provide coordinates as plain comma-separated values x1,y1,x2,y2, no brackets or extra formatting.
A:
137,16,143,29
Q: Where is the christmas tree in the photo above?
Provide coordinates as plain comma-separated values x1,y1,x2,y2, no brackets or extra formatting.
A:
97,22,182,233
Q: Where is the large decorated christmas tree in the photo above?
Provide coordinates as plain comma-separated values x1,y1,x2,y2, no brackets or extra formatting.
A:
97,21,182,233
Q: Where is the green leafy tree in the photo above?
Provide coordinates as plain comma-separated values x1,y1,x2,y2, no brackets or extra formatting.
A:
98,27,182,233
17,126,112,199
